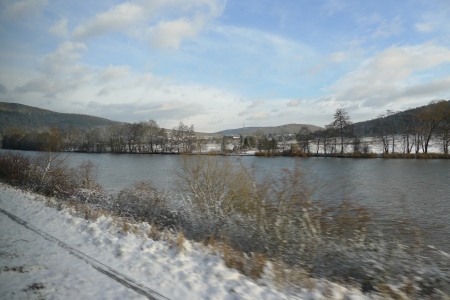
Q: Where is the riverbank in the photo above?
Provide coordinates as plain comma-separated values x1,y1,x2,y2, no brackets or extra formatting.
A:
3,146,450,159
255,151,450,159
1,152,450,299
1,183,371,299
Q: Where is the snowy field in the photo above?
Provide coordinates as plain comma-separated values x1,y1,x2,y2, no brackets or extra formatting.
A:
203,136,445,155
0,183,370,300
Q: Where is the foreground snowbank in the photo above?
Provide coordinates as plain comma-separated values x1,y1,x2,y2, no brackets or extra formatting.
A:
0,184,369,299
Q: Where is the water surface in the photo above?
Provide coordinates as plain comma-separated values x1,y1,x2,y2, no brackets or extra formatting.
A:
2,149,449,251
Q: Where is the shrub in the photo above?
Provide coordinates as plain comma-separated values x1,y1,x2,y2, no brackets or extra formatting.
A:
0,152,102,199
0,153,33,187
382,153,450,159
114,181,175,227
173,156,368,257
174,156,249,215
172,155,450,295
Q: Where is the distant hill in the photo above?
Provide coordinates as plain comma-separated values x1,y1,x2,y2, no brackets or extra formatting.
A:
353,100,450,136
0,102,118,133
216,124,322,136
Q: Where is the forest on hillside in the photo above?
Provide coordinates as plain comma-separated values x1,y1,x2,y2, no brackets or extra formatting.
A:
0,102,116,133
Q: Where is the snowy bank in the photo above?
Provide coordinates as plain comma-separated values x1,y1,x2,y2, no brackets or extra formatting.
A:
0,184,369,299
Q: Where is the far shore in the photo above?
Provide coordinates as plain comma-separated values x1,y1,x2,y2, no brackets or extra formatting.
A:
2,147,450,159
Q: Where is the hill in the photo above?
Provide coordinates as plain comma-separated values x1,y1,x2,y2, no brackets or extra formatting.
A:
0,103,321,138
0,102,118,133
216,124,322,136
353,100,450,136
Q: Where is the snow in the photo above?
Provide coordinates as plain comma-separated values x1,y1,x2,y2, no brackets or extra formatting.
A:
0,183,370,299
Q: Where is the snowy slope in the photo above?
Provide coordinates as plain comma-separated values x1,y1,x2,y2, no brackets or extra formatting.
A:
0,184,368,299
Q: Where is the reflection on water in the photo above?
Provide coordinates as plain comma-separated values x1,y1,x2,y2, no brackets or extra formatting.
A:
1,149,449,251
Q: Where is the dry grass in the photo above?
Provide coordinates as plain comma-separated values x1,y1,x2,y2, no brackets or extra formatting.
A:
120,220,132,234
255,152,283,157
271,260,315,290
348,152,378,158
382,153,450,159
287,151,314,157
148,224,162,241
221,242,268,279
176,230,186,252
378,284,409,300
202,235,217,248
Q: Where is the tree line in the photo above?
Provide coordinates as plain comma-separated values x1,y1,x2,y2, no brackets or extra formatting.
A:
295,100,450,155
371,100,450,154
2,100,449,155
1,120,201,154
1,120,281,154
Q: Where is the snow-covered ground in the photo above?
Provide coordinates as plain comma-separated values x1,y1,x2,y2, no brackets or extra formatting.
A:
0,183,370,300
202,136,445,155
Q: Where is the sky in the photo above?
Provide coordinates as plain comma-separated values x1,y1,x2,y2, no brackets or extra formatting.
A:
1,0,450,132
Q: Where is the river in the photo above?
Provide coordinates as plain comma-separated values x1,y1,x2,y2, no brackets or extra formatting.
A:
1,149,449,251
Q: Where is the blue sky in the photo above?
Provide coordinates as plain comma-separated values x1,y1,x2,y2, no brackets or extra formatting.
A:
1,0,450,132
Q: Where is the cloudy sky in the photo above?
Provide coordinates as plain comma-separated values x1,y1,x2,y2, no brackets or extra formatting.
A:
1,0,450,132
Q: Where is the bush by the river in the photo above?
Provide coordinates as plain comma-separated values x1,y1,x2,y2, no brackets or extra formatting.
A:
0,152,100,198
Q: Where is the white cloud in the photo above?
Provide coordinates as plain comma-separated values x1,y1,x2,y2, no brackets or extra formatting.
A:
287,99,300,107
328,43,450,107
211,25,316,79
97,66,130,83
148,18,202,49
88,99,204,123
358,13,404,39
71,0,225,49
415,22,434,33
238,100,266,117
401,76,450,98
15,42,89,96
248,100,264,109
248,112,270,121
323,0,348,15
5,38,245,131
49,18,69,37
414,4,450,35
1,0,47,20
328,52,348,63
72,2,144,39
42,42,87,75
372,15,403,38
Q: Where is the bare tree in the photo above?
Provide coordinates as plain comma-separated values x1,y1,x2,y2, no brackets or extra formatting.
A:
107,124,126,153
172,122,196,154
420,100,448,153
253,129,266,152
143,120,160,153
438,107,450,154
312,129,323,154
376,114,389,153
399,113,415,154
352,136,362,153
375,111,397,154
330,108,353,154
156,128,168,153
278,126,289,151
296,125,311,153
322,126,335,154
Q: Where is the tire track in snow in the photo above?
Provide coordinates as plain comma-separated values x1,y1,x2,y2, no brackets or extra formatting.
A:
0,207,169,300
